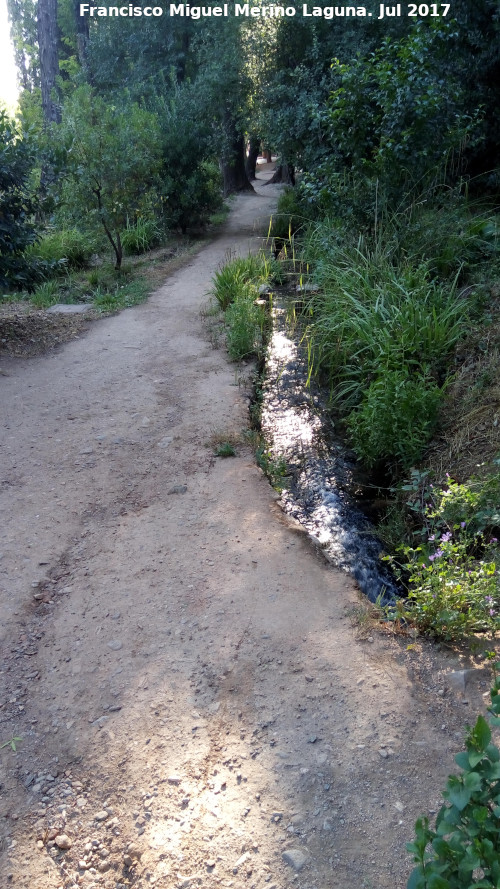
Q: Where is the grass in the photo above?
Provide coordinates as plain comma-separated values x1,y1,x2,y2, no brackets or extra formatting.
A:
26,226,97,270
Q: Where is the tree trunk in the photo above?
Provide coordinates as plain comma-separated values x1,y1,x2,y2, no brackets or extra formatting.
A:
221,132,254,197
38,0,60,123
74,0,89,70
245,136,260,181
263,149,272,163
265,164,295,186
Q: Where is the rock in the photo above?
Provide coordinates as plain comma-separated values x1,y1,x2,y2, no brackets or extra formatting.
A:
234,852,250,871
94,810,109,821
126,842,142,860
379,749,389,759
448,670,479,694
97,860,110,873
168,485,187,495
295,283,319,293
46,304,90,314
54,834,72,850
107,640,122,651
167,776,182,785
282,849,308,872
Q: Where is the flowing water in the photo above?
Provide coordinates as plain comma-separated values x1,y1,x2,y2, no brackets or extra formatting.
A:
260,296,400,606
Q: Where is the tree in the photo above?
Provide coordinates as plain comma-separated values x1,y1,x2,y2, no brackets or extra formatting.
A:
0,109,37,291
60,85,161,269
37,0,61,123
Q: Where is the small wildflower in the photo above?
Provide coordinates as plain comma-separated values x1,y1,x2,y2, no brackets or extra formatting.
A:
490,609,496,617
490,538,498,545
429,534,435,541
441,532,452,543
460,522,466,528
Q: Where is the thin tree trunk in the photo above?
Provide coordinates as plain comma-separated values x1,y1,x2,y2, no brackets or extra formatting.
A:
245,136,260,181
74,0,89,70
94,187,122,270
38,0,60,123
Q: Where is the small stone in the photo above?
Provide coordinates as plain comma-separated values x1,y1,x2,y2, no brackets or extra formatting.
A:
97,860,110,873
282,849,308,872
167,776,182,785
379,749,389,759
94,810,109,821
46,304,90,315
54,834,72,850
234,852,250,871
126,842,142,860
107,640,122,651
168,485,187,495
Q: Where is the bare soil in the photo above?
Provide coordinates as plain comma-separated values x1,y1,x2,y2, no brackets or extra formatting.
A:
0,171,496,889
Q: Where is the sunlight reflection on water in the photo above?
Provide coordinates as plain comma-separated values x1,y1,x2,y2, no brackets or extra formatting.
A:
261,303,399,606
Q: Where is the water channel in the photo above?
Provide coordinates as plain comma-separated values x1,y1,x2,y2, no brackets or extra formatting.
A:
260,294,400,606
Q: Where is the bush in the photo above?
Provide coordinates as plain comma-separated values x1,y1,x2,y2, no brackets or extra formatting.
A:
0,110,38,292
121,216,162,256
270,187,308,241
347,370,442,470
408,664,500,888
225,294,267,361
392,467,500,640
26,227,96,270
211,252,278,311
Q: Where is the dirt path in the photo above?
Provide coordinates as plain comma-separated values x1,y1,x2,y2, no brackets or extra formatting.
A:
0,174,487,889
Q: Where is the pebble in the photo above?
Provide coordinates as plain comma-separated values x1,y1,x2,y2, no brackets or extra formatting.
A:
126,842,142,860
168,485,187,495
107,640,123,651
54,834,72,850
94,810,109,821
282,849,308,872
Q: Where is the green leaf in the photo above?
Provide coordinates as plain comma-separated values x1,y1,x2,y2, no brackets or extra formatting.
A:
447,778,472,811
455,752,470,770
407,867,426,889
475,716,492,751
427,875,451,889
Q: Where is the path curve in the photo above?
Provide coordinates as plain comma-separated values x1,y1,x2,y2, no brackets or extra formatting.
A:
1,175,458,889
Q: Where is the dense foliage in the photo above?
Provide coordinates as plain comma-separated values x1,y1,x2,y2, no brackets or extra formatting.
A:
408,661,500,888
0,109,37,289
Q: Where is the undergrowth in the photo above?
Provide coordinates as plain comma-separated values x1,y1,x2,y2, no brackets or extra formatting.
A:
408,658,500,888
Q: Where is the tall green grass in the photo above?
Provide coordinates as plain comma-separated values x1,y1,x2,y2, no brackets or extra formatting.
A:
26,227,96,270
301,230,468,469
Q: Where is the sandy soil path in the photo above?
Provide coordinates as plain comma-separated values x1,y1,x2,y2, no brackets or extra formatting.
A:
0,174,479,889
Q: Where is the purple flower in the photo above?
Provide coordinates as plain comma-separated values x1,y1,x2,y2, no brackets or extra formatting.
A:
486,596,494,604
441,532,452,543
429,534,436,542
460,522,466,528
490,609,496,617
490,538,498,545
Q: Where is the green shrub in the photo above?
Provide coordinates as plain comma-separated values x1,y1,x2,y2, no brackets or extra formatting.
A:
225,294,267,361
347,370,442,470
270,187,307,241
390,467,500,640
27,227,96,270
30,279,63,308
408,664,500,888
211,252,278,311
121,216,162,256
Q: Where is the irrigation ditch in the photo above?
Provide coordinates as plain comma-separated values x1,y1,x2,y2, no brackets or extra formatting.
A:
253,286,401,607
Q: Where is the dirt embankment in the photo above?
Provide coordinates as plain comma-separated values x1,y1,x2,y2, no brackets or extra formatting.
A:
0,173,493,889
